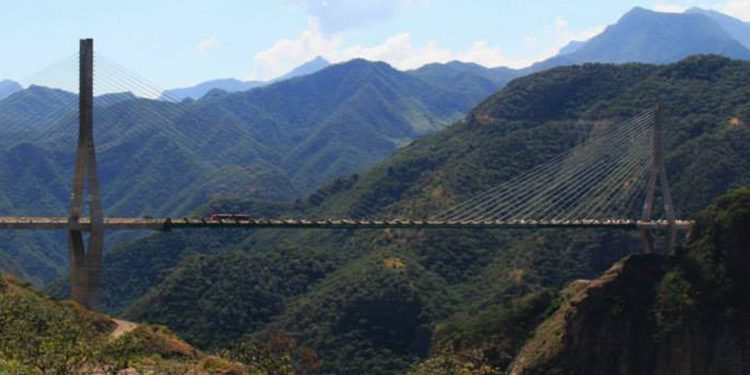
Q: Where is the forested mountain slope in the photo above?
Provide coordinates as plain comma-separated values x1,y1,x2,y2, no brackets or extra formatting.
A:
0,59,499,284
0,274,318,374
508,186,750,375
93,55,750,374
8,5,750,285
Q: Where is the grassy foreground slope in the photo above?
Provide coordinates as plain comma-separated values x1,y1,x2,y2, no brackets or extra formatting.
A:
1,274,328,374
0,274,213,373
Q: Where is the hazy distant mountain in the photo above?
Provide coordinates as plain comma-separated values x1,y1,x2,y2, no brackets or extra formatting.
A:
441,61,519,85
0,80,21,101
273,56,330,82
687,7,750,49
407,61,518,101
412,7,750,88
159,56,331,101
526,7,750,72
94,92,138,107
159,78,264,101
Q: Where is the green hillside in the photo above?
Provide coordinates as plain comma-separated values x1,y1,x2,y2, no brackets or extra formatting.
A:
507,185,750,375
92,56,750,374
0,274,213,373
0,59,502,284
0,274,326,374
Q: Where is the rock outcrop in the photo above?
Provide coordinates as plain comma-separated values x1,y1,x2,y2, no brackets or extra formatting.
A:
509,186,750,375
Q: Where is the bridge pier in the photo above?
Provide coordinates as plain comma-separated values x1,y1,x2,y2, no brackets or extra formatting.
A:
641,104,677,253
67,39,104,307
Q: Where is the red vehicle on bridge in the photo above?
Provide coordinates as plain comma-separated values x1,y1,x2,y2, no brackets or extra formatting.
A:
208,213,252,221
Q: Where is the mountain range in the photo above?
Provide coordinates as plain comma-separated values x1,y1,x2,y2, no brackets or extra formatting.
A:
524,7,750,72
1,3,749,293
156,7,750,102
2,5,750,375
77,55,750,375
0,57,503,284
5,7,750,106
5,7,749,108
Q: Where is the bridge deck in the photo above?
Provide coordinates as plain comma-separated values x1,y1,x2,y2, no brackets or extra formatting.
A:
0,216,695,231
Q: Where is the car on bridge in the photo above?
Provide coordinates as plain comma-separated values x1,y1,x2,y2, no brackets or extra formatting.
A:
208,213,252,221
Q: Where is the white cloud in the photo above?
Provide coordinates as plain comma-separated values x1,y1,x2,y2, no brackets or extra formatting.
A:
340,33,454,69
554,17,604,47
718,0,750,21
248,14,607,80
197,37,221,53
248,21,528,80
284,0,421,33
457,42,521,68
251,18,342,79
520,17,604,64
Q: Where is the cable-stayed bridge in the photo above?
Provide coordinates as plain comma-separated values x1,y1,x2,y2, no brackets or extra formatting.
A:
0,216,694,231
0,40,692,305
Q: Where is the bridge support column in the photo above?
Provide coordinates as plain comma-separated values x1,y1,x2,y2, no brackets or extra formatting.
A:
641,104,677,253
68,39,104,307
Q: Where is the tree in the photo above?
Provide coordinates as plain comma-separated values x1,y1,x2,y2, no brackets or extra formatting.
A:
0,293,99,374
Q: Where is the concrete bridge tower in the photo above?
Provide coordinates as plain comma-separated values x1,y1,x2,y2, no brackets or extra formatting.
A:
68,38,104,306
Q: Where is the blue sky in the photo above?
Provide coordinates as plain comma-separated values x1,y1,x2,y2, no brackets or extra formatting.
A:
1,0,748,89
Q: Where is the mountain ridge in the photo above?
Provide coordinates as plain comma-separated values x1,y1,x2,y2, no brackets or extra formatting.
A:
523,7,750,73
687,7,750,49
159,56,331,101
273,56,330,82
0,80,21,101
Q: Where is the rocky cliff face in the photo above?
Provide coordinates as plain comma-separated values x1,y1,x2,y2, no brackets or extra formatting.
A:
509,186,750,375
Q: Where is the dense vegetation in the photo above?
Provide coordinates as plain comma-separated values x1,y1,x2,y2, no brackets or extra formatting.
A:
1,274,333,374
655,185,750,340
0,275,209,373
80,55,750,374
8,182,747,374
507,185,750,375
0,59,504,284
4,37,750,374
4,6,750,286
